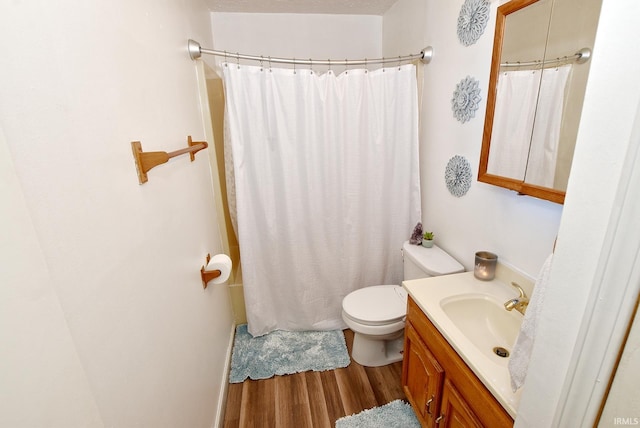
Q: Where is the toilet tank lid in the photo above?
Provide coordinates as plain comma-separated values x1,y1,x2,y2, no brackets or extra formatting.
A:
402,240,464,276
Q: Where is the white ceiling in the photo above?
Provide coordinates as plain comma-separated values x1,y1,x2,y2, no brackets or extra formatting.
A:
206,0,400,15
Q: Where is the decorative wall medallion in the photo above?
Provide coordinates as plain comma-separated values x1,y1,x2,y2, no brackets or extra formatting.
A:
451,76,481,123
457,0,491,47
445,155,472,197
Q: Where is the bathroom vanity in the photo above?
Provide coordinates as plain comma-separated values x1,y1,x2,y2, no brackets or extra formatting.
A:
402,272,527,427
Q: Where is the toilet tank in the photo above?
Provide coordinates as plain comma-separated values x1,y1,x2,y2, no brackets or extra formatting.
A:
402,240,464,280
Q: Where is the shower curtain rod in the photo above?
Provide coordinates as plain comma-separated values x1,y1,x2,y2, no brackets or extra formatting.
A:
500,47,591,69
187,39,433,66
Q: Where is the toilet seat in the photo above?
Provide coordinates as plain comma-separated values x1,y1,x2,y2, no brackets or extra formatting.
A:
342,285,408,326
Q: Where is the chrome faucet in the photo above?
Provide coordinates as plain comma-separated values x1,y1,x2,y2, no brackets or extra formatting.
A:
504,282,529,315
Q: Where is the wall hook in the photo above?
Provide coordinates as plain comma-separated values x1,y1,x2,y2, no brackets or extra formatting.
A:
131,136,208,184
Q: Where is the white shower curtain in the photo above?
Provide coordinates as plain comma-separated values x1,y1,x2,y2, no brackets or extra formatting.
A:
525,65,571,187
487,65,571,185
223,64,420,336
487,69,540,180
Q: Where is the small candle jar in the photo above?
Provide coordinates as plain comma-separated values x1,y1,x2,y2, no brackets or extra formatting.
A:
474,251,497,281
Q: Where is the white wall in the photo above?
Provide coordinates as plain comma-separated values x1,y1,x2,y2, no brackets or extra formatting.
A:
383,0,429,55
385,0,640,425
210,12,383,73
0,126,102,427
212,6,559,280
518,0,640,425
0,1,234,427
385,0,561,279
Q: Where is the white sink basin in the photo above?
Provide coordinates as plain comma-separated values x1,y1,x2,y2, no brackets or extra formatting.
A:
403,271,526,418
440,294,523,362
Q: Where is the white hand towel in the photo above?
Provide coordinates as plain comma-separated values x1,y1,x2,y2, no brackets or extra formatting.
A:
508,253,554,392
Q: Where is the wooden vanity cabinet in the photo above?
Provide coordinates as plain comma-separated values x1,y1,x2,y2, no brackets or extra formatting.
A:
402,297,513,427
404,323,444,424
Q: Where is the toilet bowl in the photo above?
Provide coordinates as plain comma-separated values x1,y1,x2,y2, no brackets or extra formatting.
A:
341,241,464,367
342,284,408,367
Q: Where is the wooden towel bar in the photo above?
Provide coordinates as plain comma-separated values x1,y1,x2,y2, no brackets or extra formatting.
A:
131,136,208,184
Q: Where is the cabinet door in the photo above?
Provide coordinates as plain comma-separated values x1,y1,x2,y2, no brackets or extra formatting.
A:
403,323,444,427
436,378,482,428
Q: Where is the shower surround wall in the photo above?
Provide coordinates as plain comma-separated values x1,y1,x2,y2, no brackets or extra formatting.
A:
0,1,234,427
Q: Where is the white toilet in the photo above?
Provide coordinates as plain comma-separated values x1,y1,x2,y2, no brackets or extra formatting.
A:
341,240,464,367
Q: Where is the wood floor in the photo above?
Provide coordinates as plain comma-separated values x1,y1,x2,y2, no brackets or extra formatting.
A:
222,329,406,427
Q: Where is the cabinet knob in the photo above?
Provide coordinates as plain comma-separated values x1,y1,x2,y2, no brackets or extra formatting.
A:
435,414,445,424
426,397,433,415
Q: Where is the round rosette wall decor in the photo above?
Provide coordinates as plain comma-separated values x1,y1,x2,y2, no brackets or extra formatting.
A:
445,155,473,197
457,0,491,47
451,76,482,123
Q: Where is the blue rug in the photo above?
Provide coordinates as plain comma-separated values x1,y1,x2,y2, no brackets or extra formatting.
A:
229,324,350,383
335,400,420,428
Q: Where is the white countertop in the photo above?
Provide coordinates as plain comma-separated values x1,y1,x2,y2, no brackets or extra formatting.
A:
403,271,523,418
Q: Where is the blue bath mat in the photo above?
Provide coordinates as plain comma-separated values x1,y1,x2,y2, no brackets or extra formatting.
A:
335,400,420,428
228,324,350,383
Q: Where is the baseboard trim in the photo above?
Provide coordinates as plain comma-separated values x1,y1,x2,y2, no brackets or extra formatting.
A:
212,322,237,428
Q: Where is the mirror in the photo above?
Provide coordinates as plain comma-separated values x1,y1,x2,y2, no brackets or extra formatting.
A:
479,0,602,204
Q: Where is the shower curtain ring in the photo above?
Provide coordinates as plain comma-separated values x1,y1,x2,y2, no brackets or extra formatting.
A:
345,59,348,74
398,55,401,70
328,58,332,73
365,58,368,74
260,55,264,72
224,50,228,67
236,53,240,69
382,57,386,72
309,58,313,74
268,56,272,72
559,56,567,70
293,57,296,74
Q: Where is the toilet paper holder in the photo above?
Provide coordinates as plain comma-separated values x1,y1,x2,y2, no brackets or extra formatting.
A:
200,253,222,289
